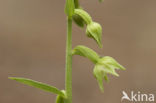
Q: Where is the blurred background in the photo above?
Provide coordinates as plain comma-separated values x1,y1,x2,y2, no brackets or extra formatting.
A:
0,0,156,103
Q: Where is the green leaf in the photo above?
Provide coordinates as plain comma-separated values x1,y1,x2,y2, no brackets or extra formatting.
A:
86,22,102,48
9,77,65,97
72,45,100,63
74,9,92,25
65,0,75,17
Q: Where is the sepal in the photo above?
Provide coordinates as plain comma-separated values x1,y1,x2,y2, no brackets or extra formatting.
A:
86,22,102,48
98,56,125,70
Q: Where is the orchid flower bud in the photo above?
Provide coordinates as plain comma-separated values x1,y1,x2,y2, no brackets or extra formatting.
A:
74,9,92,25
86,22,102,48
73,9,85,28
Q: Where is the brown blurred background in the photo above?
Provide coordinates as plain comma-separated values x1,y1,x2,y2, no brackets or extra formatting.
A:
0,0,156,103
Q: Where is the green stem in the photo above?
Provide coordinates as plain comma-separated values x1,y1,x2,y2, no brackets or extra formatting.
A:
74,0,79,8
65,17,73,103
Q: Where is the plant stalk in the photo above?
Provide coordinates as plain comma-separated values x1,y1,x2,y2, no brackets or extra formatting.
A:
65,17,73,103
74,0,79,8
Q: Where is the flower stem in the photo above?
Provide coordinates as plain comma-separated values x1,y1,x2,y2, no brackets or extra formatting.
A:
65,17,73,103
74,0,79,8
